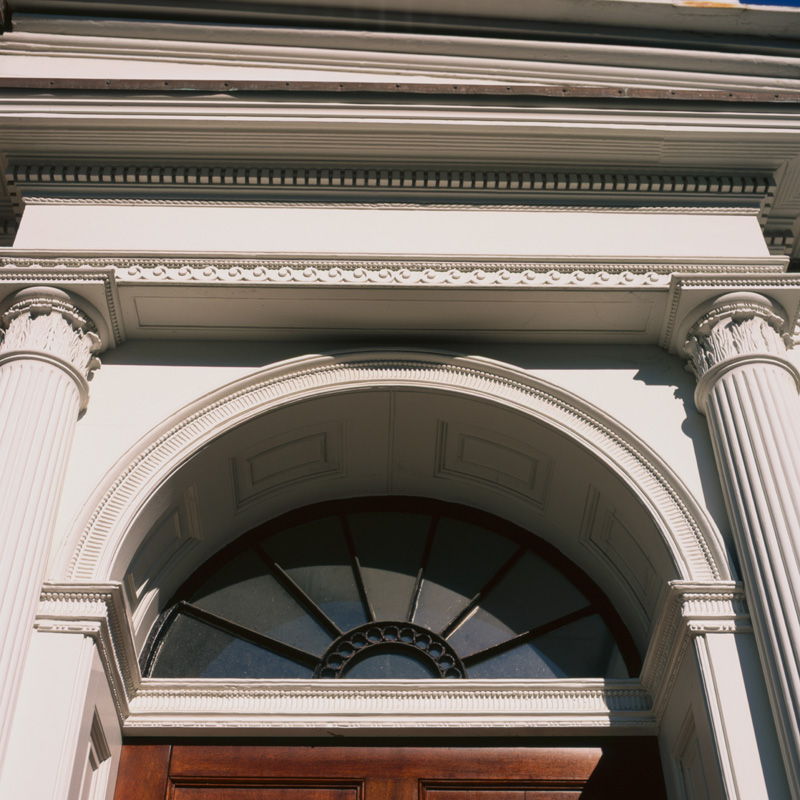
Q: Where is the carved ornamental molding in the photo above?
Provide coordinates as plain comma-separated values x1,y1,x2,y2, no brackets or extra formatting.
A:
0,288,102,408
0,253,785,291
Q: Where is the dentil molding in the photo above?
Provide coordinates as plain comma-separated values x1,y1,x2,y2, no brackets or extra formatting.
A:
6,164,775,207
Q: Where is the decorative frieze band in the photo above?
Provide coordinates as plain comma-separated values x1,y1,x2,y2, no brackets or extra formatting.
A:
0,254,785,292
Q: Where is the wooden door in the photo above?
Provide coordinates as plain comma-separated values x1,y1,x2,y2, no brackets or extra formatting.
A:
114,740,667,800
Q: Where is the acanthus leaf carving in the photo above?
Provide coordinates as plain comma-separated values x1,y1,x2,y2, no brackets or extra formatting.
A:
684,293,794,381
0,290,101,381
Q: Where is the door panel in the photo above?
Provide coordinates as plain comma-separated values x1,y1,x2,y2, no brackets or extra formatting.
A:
425,792,582,800
114,741,666,800
173,789,358,800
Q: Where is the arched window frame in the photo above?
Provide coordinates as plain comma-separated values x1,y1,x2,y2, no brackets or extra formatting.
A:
141,497,641,680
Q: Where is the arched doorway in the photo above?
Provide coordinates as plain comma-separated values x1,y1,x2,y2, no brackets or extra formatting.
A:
48,351,754,800
118,497,667,800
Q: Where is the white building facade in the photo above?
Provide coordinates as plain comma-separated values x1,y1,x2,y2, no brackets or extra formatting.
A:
1,0,800,797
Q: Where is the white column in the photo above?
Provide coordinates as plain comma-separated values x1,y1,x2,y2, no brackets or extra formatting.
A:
683,292,800,800
0,287,100,774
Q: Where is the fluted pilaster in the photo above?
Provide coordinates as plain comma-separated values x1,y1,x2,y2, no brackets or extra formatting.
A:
0,288,101,773
684,292,800,800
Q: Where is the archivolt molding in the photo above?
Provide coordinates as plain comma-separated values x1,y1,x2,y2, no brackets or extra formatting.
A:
65,352,727,585
34,580,748,732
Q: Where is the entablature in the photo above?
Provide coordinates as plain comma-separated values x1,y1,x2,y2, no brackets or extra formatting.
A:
1,253,795,346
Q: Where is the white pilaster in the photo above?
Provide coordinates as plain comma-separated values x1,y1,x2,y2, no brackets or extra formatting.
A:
0,287,100,775
683,292,800,800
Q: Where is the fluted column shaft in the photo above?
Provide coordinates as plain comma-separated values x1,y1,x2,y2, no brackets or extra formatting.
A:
685,293,800,800
0,288,100,774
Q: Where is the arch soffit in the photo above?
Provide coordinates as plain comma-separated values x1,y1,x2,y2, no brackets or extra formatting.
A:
62,351,728,587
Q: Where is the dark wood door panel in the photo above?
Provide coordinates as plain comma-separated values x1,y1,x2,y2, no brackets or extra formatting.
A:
425,790,583,800
172,788,358,800
169,746,604,781
425,791,525,800
114,744,171,800
115,740,667,800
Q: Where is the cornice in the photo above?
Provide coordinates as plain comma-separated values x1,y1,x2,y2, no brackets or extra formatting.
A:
4,29,800,89
126,681,654,731
17,199,762,213
765,228,796,255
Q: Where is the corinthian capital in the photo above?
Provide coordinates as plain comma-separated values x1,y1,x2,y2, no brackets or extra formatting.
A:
0,288,102,406
681,292,800,414
684,292,792,379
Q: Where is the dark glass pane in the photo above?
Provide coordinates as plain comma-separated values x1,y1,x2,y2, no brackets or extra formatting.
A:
532,614,628,678
150,612,313,679
148,502,637,681
348,512,430,621
344,650,440,679
465,640,567,679
448,551,588,657
414,517,517,632
190,549,333,656
262,517,367,631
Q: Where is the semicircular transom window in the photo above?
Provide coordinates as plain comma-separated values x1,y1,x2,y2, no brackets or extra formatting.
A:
143,499,640,680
